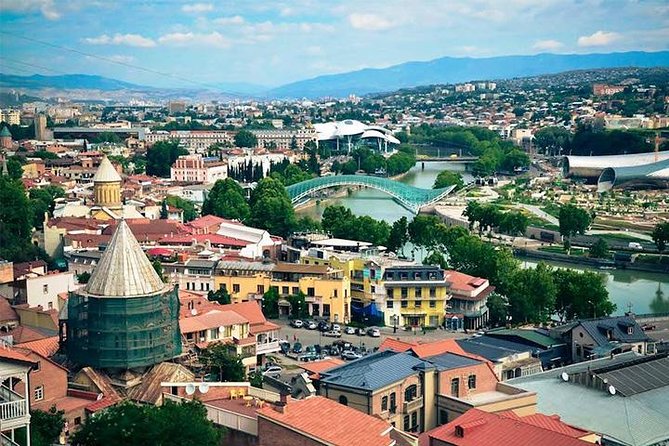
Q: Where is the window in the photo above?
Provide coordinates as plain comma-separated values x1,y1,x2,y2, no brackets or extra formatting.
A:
411,411,418,430
429,300,436,308
627,327,634,335
403,415,410,431
429,288,436,298
451,378,460,397
381,396,388,411
210,328,219,340
439,409,448,425
257,284,264,294
386,300,393,309
371,285,376,293
232,284,240,293
414,300,422,308
334,289,338,298
468,374,476,389
401,300,408,308
293,287,300,295
74,417,81,425
389,392,396,412
42,284,48,294
48,302,53,310
307,287,315,297
401,288,408,298
387,289,394,298
404,384,417,402
282,286,289,295
34,386,44,401
415,287,422,298
35,361,41,372
338,395,348,406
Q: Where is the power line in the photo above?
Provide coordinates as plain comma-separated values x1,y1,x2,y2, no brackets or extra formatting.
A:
0,31,250,98
1,57,69,75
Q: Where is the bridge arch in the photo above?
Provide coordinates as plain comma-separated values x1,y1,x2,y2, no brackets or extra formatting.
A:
285,175,455,214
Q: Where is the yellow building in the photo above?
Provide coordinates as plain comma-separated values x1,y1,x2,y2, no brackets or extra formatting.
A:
382,266,450,328
213,261,351,324
92,156,122,211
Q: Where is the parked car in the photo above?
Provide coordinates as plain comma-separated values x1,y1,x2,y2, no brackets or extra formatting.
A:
290,319,303,328
305,320,318,330
331,324,341,332
367,327,381,337
642,323,657,331
318,321,330,332
262,365,283,377
292,342,303,353
341,350,362,361
279,341,290,354
298,352,319,362
323,330,342,338
344,326,356,335
355,328,366,336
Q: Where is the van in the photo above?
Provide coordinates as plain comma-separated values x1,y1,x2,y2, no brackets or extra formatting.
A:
628,242,643,250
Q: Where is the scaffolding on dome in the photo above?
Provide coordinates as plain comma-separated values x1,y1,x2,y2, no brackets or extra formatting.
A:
66,289,182,370
286,175,455,214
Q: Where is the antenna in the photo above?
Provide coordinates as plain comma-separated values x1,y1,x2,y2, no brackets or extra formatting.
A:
561,372,569,382
608,385,616,396
185,383,196,395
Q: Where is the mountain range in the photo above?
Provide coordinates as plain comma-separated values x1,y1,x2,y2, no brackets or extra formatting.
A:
2,51,669,99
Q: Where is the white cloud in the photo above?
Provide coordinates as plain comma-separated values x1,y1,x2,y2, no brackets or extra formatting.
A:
108,55,135,63
83,33,156,48
1,0,60,20
181,3,213,14
532,39,564,51
347,13,395,31
577,30,621,46
158,31,230,48
305,45,323,56
214,15,245,26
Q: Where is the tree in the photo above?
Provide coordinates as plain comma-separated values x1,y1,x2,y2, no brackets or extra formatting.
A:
146,140,187,177
558,204,592,250
651,222,669,252
151,259,165,282
0,176,46,262
7,157,24,180
433,171,464,190
160,200,168,219
340,159,357,174
462,201,483,231
262,287,279,319
533,126,571,156
71,400,221,446
234,130,258,148
249,370,263,389
501,149,530,172
295,216,321,233
423,251,448,269
165,196,197,222
408,215,443,247
30,406,65,446
387,217,409,253
207,288,231,305
29,186,65,229
553,268,614,321
200,344,245,382
486,292,508,327
498,212,528,237
589,238,609,259
287,292,309,319
77,271,91,284
248,177,296,237
507,262,556,324
202,178,250,221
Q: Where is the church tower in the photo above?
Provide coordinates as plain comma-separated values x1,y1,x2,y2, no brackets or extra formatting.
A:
93,156,122,210
66,220,181,369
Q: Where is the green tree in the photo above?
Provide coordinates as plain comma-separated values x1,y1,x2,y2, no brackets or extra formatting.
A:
146,140,187,177
498,212,529,237
249,370,263,389
202,178,250,221
28,186,65,229
433,171,464,190
207,288,231,305
462,201,483,231
589,238,609,259
248,177,296,237
508,262,556,324
651,222,669,252
151,259,165,282
558,204,592,250
71,400,220,446
340,159,358,174
0,176,45,262
234,130,258,148
423,251,448,269
201,344,245,382
287,292,309,319
262,287,280,318
553,268,614,321
165,196,197,222
30,406,65,446
486,292,508,327
295,216,321,232
7,157,24,180
160,200,168,219
77,271,91,284
387,217,409,253
533,126,571,156
408,215,443,247
501,149,530,172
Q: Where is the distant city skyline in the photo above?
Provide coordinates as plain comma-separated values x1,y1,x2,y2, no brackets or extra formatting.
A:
1,0,668,88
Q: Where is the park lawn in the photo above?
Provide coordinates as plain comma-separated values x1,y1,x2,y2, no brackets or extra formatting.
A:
593,233,649,244
538,246,588,257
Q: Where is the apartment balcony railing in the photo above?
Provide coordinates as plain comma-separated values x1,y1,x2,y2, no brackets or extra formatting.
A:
0,433,20,446
256,340,280,355
403,396,424,413
463,306,489,318
0,400,26,422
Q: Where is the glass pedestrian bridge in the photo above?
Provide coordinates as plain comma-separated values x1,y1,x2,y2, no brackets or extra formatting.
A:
286,175,456,214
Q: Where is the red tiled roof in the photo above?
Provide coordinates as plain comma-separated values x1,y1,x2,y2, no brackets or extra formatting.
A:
188,215,226,229
298,358,345,379
16,336,59,357
445,270,488,292
410,339,467,358
222,301,268,326
0,298,19,322
12,260,47,278
179,310,248,334
257,396,394,446
500,412,591,439
378,338,419,353
7,325,53,344
0,345,36,366
426,409,591,446
86,395,121,413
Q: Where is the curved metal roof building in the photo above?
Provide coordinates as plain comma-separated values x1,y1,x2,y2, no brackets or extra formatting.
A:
597,158,669,192
562,152,669,179
314,119,400,153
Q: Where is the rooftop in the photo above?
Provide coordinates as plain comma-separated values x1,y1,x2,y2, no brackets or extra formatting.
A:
257,396,395,446
92,156,122,183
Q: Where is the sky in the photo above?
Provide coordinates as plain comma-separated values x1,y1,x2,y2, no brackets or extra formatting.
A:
1,0,668,89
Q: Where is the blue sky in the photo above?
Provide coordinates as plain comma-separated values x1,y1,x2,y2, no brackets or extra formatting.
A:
1,0,668,88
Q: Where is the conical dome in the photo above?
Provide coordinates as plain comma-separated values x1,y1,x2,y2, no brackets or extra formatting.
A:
93,156,122,183
84,220,168,297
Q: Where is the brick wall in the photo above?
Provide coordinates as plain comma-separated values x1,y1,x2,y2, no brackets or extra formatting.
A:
258,416,324,446
437,363,498,398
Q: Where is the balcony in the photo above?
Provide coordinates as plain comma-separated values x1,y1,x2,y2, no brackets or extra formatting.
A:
0,433,20,446
0,385,27,423
463,305,488,318
403,396,424,413
256,340,280,355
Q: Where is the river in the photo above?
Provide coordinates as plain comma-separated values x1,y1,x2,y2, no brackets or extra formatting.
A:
296,161,669,316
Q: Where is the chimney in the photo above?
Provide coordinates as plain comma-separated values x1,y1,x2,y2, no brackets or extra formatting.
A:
276,391,290,414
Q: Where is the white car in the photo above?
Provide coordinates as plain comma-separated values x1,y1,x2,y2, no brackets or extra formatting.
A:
306,321,318,330
323,330,342,338
367,327,381,337
290,319,303,328
262,365,283,377
344,326,356,335
341,350,362,361
331,324,341,332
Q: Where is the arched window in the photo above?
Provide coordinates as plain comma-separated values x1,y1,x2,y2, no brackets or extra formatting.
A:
381,396,388,411
451,378,460,397
404,384,417,402
338,395,348,406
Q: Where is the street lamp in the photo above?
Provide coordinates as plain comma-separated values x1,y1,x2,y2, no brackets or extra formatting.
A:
393,315,399,334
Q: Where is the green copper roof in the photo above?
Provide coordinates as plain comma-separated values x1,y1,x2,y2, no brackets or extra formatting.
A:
0,127,11,137
485,328,561,348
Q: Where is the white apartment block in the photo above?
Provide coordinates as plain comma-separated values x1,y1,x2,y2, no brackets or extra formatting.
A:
170,154,228,184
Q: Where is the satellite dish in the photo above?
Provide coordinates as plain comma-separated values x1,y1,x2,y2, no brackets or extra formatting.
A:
608,385,616,395
561,372,569,382
190,308,198,316
199,383,209,394
185,383,196,395
219,326,225,333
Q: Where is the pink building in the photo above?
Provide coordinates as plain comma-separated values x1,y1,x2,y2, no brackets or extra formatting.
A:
170,154,227,184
